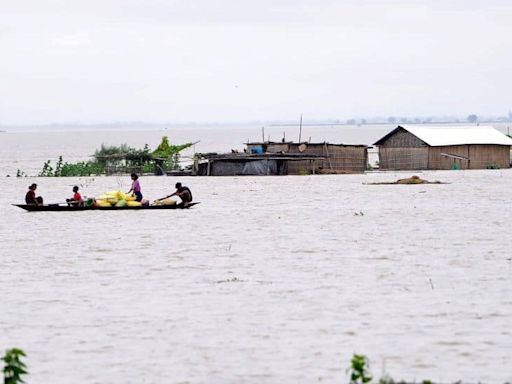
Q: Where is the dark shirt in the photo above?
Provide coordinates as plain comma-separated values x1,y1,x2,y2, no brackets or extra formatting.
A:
177,186,192,202
25,190,36,204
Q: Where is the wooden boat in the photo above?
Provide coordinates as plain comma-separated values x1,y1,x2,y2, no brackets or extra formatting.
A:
13,202,199,212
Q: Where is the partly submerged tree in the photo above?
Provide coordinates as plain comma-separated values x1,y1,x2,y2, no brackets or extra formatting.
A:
94,143,134,161
467,114,478,123
152,136,193,170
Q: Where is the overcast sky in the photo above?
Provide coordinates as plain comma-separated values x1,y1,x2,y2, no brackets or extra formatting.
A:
1,0,512,124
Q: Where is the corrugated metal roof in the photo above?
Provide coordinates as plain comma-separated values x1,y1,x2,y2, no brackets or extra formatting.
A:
374,125,512,146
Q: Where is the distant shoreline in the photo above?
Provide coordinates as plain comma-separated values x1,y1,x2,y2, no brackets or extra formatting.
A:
1,118,511,131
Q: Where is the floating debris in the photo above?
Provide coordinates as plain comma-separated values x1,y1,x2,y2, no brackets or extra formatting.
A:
364,175,447,185
217,277,243,284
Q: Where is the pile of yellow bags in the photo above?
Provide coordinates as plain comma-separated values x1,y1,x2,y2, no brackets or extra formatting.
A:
95,190,142,207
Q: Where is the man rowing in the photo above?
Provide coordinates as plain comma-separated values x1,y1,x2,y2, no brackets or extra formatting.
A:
160,182,193,207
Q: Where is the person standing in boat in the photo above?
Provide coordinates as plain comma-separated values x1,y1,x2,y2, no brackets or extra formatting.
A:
166,182,193,207
66,185,84,206
127,173,143,202
25,183,43,205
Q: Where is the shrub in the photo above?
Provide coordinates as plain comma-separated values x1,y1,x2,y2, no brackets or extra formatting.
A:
2,348,28,384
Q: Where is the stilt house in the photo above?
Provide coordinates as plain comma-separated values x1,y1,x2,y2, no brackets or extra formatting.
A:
374,126,512,170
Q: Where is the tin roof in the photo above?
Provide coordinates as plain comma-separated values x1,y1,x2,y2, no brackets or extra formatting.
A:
246,141,367,147
374,125,512,146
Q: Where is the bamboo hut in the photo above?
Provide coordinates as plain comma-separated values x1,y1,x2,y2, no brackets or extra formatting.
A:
194,152,324,176
374,126,512,170
245,141,368,174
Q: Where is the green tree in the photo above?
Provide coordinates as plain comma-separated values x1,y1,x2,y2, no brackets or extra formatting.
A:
152,136,193,171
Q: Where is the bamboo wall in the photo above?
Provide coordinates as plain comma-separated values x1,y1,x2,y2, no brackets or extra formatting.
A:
246,143,290,153
378,147,429,170
468,145,510,169
427,145,469,169
428,144,510,169
379,144,511,170
380,128,427,148
286,144,368,174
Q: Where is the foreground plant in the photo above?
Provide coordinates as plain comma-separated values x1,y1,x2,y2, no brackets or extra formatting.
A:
349,354,372,384
2,348,28,384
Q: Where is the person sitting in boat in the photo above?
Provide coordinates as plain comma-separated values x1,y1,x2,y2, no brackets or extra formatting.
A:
165,182,193,207
25,183,43,205
127,173,143,202
66,185,84,206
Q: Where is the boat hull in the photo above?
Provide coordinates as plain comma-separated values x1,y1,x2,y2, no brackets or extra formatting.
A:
13,202,199,212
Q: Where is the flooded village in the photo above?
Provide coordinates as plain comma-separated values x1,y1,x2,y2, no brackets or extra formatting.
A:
190,125,512,176
4,1,512,383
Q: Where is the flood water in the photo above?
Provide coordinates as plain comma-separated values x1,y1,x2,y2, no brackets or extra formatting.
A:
1,125,511,383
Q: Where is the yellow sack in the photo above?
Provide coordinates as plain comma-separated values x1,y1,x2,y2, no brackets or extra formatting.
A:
124,194,136,202
115,200,127,207
106,196,118,204
126,201,142,207
95,199,111,207
162,198,177,206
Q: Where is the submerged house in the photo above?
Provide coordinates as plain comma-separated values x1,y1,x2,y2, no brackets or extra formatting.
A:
374,126,512,170
247,142,369,174
194,141,368,176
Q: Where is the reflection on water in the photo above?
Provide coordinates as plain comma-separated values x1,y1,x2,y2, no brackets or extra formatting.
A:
1,128,512,383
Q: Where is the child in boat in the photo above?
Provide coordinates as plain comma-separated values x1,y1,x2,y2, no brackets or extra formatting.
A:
127,173,143,202
66,186,84,206
25,183,43,205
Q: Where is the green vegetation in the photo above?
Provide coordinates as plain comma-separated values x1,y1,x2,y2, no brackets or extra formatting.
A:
346,354,441,384
93,143,134,159
2,348,28,384
152,136,194,170
0,349,500,383
29,136,193,177
349,354,372,384
39,156,105,177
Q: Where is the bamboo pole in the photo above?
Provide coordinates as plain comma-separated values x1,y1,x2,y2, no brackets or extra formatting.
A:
298,114,303,143
324,142,333,170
